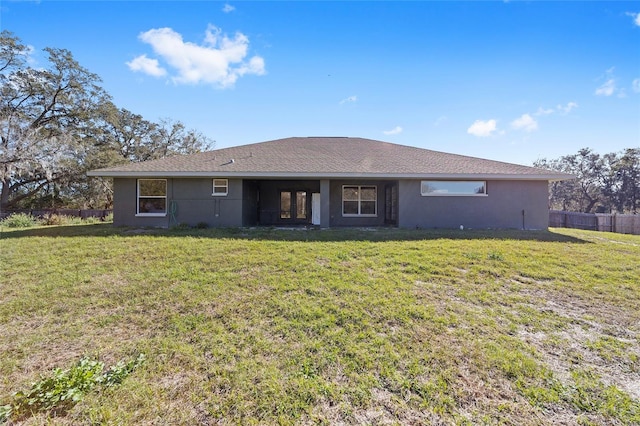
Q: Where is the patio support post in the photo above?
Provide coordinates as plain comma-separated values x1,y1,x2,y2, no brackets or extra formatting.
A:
320,179,330,228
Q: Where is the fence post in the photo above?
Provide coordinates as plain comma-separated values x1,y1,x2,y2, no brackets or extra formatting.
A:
609,213,613,233
613,212,616,234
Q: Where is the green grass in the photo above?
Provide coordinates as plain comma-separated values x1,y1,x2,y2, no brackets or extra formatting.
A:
1,225,639,425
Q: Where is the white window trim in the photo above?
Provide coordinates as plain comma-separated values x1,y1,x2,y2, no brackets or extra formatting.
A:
342,185,377,217
136,179,167,216
420,180,488,197
212,178,229,196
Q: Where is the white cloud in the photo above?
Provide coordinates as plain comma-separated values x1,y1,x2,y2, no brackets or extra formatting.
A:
467,119,497,137
534,107,554,116
222,3,235,13
557,101,578,114
595,78,616,96
433,116,447,126
633,78,640,93
339,95,357,104
595,68,618,96
626,12,640,27
383,126,403,135
23,44,37,66
133,24,265,88
534,102,577,117
511,114,538,132
126,54,167,77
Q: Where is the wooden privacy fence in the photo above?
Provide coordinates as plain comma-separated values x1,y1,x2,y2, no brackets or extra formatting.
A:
0,209,112,220
550,210,640,235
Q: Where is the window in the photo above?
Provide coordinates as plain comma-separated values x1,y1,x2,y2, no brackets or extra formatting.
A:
342,185,377,216
296,191,307,219
280,191,291,219
137,179,167,215
421,181,487,196
212,179,228,196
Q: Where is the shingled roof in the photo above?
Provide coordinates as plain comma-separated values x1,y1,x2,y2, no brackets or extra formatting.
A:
88,137,571,180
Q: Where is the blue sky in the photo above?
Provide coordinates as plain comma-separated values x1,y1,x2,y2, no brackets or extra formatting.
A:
2,1,639,165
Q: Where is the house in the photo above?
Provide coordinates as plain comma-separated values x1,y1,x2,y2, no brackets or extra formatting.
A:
87,137,572,229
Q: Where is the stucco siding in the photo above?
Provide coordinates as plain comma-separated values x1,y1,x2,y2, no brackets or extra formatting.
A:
398,180,549,229
113,178,171,227
112,178,243,227
171,178,243,227
113,177,550,229
329,180,388,227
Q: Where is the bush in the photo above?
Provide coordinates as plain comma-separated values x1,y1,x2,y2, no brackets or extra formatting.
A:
42,214,63,226
0,212,112,228
172,222,192,230
0,213,40,228
41,214,86,226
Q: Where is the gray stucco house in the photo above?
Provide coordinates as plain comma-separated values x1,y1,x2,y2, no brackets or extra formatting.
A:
87,137,571,229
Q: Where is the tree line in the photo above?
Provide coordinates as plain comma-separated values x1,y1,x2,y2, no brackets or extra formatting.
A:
534,147,640,214
0,31,213,211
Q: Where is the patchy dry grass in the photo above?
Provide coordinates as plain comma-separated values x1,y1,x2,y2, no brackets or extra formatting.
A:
1,225,639,425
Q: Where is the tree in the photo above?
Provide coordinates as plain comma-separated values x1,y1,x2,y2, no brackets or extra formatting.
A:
76,105,213,208
92,105,212,165
536,147,640,214
562,148,604,213
611,148,640,213
1,32,214,210
0,30,110,210
152,118,213,160
534,148,603,213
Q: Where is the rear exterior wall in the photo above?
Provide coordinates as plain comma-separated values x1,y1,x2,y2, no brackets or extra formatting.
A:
329,180,388,227
112,178,244,228
113,178,550,230
397,180,549,230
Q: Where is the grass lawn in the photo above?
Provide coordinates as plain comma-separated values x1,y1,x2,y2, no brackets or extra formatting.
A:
1,224,639,425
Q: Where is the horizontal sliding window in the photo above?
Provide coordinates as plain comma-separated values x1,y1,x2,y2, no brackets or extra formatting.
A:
137,179,167,215
421,181,487,196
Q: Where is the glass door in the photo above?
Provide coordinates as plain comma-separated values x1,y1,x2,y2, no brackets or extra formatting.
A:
280,190,309,223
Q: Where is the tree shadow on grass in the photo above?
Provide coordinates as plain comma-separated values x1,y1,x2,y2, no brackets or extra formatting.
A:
0,223,590,243
0,223,120,239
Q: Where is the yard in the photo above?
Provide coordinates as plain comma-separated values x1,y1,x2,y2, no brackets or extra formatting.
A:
1,225,639,425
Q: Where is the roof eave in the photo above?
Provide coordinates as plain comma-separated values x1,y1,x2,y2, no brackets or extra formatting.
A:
87,170,574,181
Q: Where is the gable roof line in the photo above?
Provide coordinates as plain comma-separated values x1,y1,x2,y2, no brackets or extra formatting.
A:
87,137,574,181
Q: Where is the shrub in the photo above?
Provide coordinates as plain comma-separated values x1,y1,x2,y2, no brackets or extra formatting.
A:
41,214,65,226
41,214,87,226
82,216,102,224
172,222,192,230
0,213,40,228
